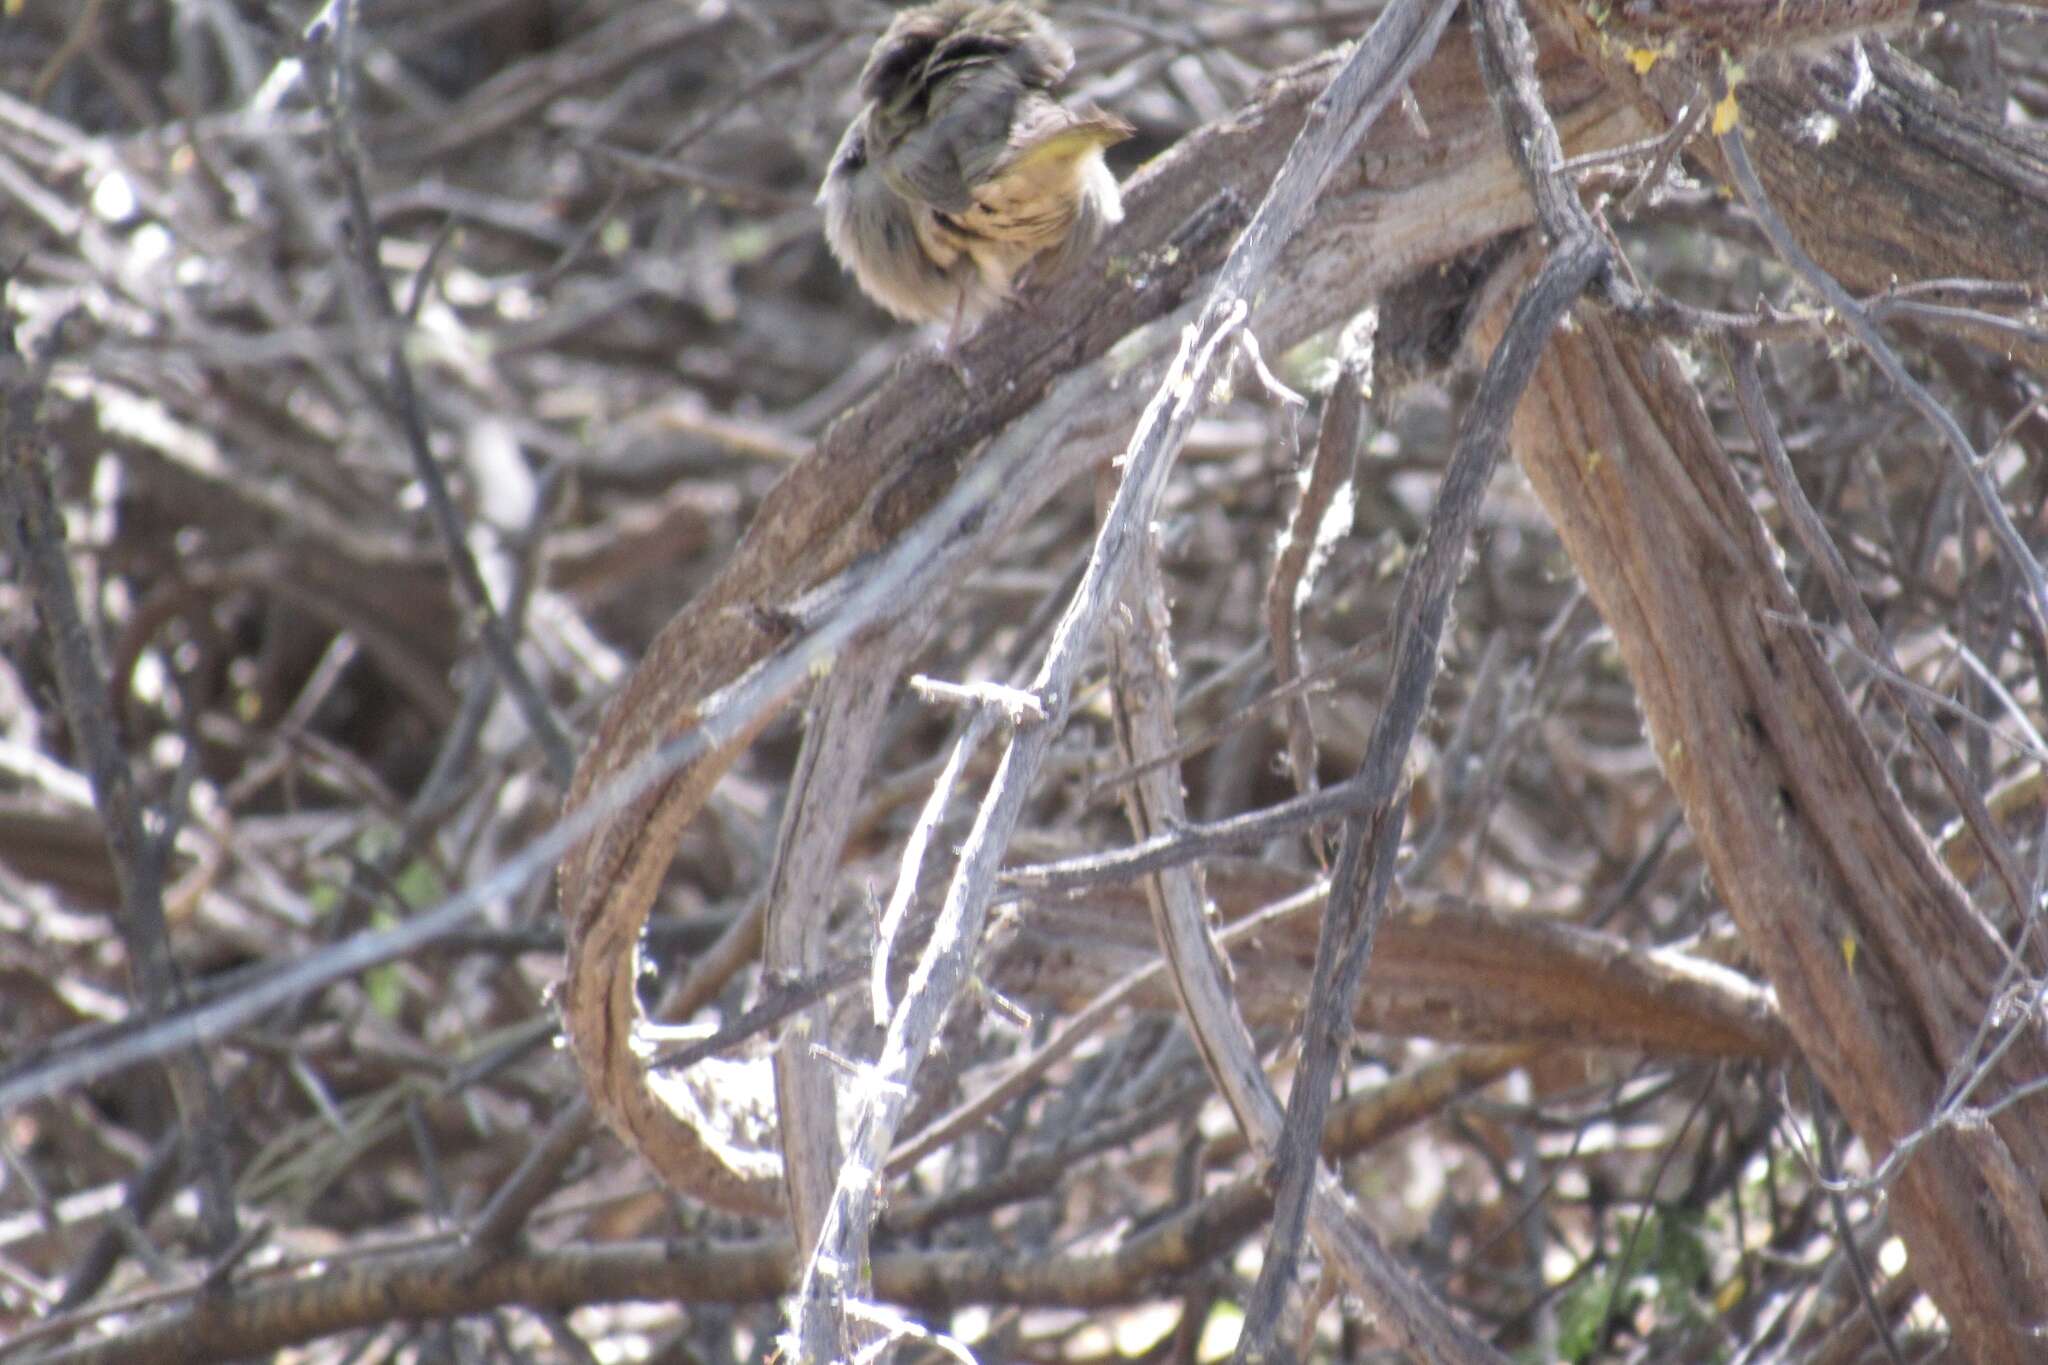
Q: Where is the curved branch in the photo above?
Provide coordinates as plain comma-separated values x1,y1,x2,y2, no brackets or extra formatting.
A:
553,24,1650,1213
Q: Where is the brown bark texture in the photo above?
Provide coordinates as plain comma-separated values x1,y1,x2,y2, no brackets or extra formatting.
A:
3,0,2047,1361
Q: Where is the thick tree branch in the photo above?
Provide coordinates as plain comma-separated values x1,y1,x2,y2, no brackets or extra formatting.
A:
1479,268,2048,1364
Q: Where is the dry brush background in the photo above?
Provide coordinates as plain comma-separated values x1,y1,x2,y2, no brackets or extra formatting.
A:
2,0,2048,1361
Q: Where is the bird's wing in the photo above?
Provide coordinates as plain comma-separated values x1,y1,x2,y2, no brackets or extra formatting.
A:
874,61,1024,215
863,2,1081,214
951,101,1131,245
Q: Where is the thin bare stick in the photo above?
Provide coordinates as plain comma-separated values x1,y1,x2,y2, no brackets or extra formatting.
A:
790,309,1245,1360
1717,100,2048,671
1267,317,1371,800
467,1097,594,1249
886,881,1325,1174
1728,339,2036,940
1004,780,1381,891
0,289,1177,1118
0,316,241,1251
790,0,1467,1348
1237,0,1610,1344
1116,405,1503,1364
872,709,994,1030
768,612,941,1250
304,6,575,783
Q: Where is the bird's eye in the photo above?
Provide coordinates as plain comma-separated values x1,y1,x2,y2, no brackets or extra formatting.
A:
835,130,869,175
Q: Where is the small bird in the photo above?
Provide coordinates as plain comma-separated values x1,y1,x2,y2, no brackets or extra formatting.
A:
818,1,1132,344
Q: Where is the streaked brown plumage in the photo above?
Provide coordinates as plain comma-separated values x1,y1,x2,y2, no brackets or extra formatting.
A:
818,2,1131,335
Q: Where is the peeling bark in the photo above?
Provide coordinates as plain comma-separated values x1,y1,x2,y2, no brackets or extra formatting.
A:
1473,267,2048,1363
